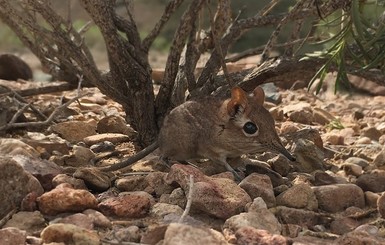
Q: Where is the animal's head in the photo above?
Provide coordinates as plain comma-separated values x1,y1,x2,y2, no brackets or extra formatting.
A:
221,86,295,161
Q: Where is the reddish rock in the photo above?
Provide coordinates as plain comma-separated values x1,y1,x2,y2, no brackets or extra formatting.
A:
235,226,289,245
41,223,100,245
239,173,276,208
312,184,365,212
166,164,251,219
163,223,227,245
37,184,98,215
98,191,153,218
0,227,27,245
12,155,63,191
276,183,318,211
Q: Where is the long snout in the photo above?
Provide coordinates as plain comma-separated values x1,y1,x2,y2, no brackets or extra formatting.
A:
272,141,296,161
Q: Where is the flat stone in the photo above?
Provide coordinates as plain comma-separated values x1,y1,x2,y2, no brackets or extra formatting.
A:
37,184,98,215
163,223,227,245
98,191,154,218
312,184,365,212
41,223,100,245
276,183,318,211
165,164,251,219
4,211,45,236
50,121,96,143
356,171,385,192
83,133,130,146
0,227,27,245
235,226,289,245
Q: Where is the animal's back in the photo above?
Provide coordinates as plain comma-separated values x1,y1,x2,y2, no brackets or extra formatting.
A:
158,97,223,161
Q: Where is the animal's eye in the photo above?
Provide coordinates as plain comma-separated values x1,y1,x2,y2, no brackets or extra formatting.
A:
243,122,258,135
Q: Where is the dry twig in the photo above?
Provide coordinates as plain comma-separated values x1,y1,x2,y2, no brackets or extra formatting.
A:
179,174,194,223
0,92,91,132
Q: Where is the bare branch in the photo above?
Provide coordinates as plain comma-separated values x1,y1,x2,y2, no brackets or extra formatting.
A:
154,0,205,118
142,0,185,52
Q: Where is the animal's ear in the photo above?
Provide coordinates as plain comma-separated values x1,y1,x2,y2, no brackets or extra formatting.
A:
252,86,265,106
227,87,248,117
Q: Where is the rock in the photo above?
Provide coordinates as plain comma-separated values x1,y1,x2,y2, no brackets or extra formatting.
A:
281,224,302,238
21,138,70,156
373,147,385,168
52,174,88,189
378,192,385,218
90,141,115,153
168,187,187,208
108,226,141,243
342,163,363,177
273,206,321,228
284,128,324,149
323,131,344,145
0,138,40,158
4,211,45,236
268,154,292,177
365,191,380,208
37,184,98,215
53,213,94,230
379,135,385,144
312,184,365,212
0,157,44,219
293,139,325,173
165,164,251,219
41,223,100,245
98,191,154,218
245,160,285,187
330,217,360,235
72,145,95,166
141,225,168,244
361,127,381,141
345,157,369,168
83,133,130,146
245,197,268,212
97,115,136,137
356,171,385,192
0,53,32,80
355,137,372,144
311,171,338,186
223,210,282,235
269,106,284,121
73,167,111,192
144,172,175,197
239,173,276,208
115,175,147,192
335,230,385,244
280,121,300,134
276,183,318,211
163,223,227,245
150,203,184,219
0,227,27,245
83,209,112,228
50,121,96,143
313,107,335,125
235,226,290,245
12,155,63,191
288,109,314,124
